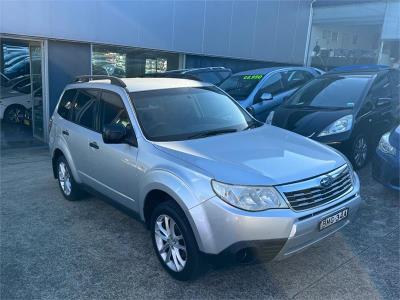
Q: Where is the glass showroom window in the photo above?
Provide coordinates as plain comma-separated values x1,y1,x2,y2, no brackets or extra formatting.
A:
306,1,395,71
92,45,180,77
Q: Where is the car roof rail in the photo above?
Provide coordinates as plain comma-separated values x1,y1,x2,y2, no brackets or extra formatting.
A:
74,75,127,88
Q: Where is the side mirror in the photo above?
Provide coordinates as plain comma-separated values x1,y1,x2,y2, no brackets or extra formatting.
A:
260,92,273,101
102,124,127,144
254,92,273,105
376,97,391,107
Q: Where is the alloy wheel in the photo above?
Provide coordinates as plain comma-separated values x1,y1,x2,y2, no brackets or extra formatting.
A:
154,214,187,272
58,161,72,196
354,136,368,167
6,107,24,124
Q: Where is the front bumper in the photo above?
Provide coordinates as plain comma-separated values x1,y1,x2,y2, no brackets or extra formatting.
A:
372,151,400,191
189,173,361,261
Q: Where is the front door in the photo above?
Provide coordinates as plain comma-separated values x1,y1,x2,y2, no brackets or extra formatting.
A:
87,90,139,211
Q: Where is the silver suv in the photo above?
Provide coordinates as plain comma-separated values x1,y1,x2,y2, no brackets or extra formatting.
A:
49,75,361,280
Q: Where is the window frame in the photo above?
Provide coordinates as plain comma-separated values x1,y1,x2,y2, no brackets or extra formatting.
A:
69,88,101,132
57,88,78,121
257,72,285,98
98,89,138,146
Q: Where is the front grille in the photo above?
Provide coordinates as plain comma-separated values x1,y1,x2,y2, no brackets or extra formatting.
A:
281,165,353,211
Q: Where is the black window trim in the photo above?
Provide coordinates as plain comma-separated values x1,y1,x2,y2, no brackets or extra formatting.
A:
57,88,78,121
98,89,138,147
68,88,101,133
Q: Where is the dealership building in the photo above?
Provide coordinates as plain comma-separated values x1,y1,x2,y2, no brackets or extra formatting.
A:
0,0,399,144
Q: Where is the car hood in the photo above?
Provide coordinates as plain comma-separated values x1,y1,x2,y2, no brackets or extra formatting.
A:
272,106,353,137
153,125,346,186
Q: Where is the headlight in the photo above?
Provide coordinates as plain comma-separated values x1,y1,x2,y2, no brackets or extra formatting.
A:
211,180,288,211
266,111,274,125
378,132,396,156
318,115,353,137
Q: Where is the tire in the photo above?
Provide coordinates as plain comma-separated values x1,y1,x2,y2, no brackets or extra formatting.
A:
150,201,205,281
349,134,369,170
56,156,84,201
4,105,26,124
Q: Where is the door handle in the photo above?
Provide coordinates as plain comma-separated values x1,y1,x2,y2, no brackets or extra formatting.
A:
89,142,99,149
62,130,69,136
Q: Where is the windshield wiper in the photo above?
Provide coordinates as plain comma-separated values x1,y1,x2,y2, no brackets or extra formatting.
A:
187,128,238,139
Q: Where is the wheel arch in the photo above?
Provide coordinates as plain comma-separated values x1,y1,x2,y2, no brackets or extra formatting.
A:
140,171,206,251
51,144,81,183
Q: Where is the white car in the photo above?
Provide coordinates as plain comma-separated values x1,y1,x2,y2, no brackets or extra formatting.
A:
0,85,40,124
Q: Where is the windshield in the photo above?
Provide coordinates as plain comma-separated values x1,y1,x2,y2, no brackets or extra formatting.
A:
130,86,256,142
285,76,370,109
219,74,264,100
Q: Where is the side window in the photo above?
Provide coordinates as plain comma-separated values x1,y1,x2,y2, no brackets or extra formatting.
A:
72,89,98,130
57,89,76,120
259,73,284,96
99,91,131,131
370,74,392,99
194,72,221,85
285,70,314,90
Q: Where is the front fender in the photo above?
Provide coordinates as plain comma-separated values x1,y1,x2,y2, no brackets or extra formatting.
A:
139,169,212,252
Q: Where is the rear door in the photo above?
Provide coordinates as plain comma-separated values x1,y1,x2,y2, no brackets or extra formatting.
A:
67,88,99,183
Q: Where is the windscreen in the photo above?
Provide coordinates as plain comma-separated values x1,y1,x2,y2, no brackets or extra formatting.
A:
130,86,253,141
285,76,371,109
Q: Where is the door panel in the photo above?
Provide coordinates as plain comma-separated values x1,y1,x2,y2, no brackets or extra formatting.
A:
66,89,99,182
86,91,139,210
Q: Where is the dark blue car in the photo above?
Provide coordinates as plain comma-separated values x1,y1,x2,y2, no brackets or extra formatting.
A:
219,67,321,122
372,125,400,191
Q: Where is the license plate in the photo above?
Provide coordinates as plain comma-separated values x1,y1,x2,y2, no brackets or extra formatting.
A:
319,208,348,231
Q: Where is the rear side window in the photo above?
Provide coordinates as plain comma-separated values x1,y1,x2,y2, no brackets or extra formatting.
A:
57,89,76,120
99,91,131,131
72,89,98,130
194,72,221,85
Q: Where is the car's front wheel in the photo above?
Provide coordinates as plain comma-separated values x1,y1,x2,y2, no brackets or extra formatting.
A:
150,201,205,281
350,134,369,169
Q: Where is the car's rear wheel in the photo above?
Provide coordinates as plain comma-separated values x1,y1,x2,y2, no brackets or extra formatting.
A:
350,134,369,169
57,156,83,201
150,201,205,281
4,105,26,124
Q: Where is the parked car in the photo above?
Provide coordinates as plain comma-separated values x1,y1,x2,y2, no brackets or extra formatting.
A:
372,125,400,190
0,80,41,124
219,67,321,122
144,67,232,85
267,67,400,169
49,75,361,280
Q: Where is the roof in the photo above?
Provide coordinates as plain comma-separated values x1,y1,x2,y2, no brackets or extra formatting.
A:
329,65,390,73
233,66,313,76
83,77,212,93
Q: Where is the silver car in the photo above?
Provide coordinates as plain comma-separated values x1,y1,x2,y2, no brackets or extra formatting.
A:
49,75,361,281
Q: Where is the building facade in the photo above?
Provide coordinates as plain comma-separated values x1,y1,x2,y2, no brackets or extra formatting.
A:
0,0,399,144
